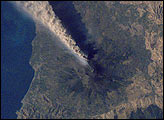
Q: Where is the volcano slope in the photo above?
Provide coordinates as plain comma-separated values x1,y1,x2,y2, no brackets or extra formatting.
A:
17,1,163,119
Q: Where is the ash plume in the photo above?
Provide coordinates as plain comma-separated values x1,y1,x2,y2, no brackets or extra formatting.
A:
13,1,88,65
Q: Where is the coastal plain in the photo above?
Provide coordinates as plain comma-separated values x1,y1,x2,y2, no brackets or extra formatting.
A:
16,1,163,119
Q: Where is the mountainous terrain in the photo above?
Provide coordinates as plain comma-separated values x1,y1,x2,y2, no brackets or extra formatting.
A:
16,1,163,119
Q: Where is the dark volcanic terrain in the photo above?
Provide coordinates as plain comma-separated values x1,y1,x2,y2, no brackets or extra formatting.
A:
16,1,163,119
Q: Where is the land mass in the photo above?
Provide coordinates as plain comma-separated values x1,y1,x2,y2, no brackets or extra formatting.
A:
16,1,163,119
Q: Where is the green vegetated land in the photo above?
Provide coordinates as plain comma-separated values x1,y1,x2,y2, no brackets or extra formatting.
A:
17,1,163,119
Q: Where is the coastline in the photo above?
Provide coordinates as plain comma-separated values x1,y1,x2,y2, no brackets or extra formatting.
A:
13,1,88,65
1,1,36,118
15,1,163,119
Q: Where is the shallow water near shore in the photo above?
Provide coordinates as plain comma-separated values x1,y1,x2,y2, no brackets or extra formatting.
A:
1,2,36,118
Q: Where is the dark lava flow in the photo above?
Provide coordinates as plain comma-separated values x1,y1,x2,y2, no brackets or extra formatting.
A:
48,1,152,117
49,1,98,61
49,1,131,115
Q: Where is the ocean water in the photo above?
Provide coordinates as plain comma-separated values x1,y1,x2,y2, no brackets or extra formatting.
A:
1,2,36,119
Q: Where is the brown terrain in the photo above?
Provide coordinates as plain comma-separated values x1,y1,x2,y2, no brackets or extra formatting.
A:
16,1,163,119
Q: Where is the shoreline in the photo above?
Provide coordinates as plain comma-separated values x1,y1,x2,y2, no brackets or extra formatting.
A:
13,1,88,65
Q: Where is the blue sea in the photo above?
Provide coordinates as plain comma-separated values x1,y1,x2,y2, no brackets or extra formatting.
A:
1,2,36,119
